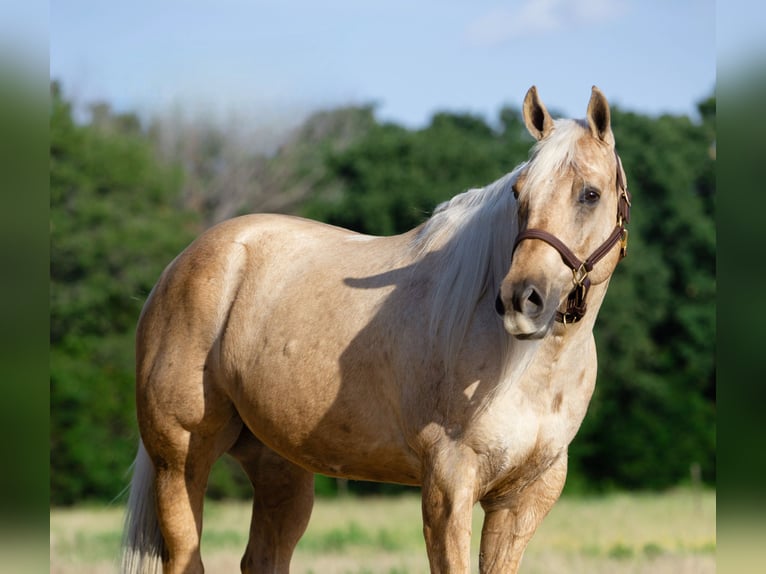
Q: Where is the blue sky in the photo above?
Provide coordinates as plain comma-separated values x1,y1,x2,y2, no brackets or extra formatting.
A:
49,1,723,129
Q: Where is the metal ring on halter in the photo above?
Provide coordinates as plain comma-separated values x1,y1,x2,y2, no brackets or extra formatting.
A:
621,188,632,207
572,264,589,287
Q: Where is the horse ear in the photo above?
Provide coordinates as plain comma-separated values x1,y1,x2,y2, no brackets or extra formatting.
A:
522,86,554,141
586,86,614,144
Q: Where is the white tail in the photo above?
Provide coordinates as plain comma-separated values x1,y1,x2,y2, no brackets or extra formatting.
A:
120,440,164,574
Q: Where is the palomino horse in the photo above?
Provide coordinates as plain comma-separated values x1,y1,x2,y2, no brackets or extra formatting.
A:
122,86,630,574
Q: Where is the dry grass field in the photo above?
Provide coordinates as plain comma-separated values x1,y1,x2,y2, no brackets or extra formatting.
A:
50,488,715,573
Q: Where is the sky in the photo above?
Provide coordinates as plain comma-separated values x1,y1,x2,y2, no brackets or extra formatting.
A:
44,0,743,132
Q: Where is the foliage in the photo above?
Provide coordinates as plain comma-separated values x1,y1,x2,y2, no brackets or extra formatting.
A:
151,104,376,226
50,83,200,503
303,108,532,235
573,102,716,490
49,81,715,504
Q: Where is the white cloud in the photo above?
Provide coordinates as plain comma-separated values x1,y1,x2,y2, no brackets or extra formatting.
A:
464,0,629,46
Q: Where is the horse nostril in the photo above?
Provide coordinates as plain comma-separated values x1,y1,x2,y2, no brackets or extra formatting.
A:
514,285,544,318
495,292,506,316
526,286,543,309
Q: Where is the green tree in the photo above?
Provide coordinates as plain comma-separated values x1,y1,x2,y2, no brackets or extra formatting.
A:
303,109,533,235
49,82,715,502
50,83,200,504
571,102,716,490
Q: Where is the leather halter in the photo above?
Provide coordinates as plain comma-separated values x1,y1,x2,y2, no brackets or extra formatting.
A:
512,150,631,324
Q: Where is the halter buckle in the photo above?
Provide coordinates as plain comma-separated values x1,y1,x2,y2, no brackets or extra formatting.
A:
572,264,588,287
620,228,629,258
621,188,632,207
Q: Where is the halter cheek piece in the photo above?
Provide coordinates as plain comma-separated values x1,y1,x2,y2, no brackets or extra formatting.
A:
512,150,631,324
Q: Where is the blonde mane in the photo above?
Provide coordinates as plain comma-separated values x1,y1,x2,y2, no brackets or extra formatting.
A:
410,118,585,374
408,169,519,374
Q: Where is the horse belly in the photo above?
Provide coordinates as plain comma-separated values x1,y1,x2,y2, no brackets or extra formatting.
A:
232,359,422,484
218,273,421,485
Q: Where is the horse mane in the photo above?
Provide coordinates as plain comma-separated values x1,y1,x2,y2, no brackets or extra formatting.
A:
408,168,520,374
409,119,585,375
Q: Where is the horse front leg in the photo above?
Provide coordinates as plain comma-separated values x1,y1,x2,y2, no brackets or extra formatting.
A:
421,445,479,573
478,455,567,573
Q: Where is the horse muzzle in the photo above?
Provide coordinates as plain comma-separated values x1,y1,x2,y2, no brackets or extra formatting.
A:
495,279,559,339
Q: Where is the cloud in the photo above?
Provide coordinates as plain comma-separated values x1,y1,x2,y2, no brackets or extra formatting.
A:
464,0,629,46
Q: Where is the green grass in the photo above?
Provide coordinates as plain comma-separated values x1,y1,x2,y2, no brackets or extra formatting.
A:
50,489,715,573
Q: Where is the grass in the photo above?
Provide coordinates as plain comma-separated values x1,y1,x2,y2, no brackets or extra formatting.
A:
50,488,715,573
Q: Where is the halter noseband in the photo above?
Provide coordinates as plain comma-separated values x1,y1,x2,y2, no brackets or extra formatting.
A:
512,150,631,324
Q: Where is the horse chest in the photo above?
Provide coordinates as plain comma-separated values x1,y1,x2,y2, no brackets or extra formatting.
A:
471,367,595,495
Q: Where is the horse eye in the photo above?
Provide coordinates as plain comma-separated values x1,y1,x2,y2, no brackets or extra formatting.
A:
511,183,520,199
580,186,601,204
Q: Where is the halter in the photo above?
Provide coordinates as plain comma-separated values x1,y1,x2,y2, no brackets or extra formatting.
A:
512,150,631,324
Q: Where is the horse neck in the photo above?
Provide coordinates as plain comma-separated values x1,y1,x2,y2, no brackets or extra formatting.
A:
500,278,610,391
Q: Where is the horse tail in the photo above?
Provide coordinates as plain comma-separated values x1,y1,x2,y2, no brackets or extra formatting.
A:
120,440,164,574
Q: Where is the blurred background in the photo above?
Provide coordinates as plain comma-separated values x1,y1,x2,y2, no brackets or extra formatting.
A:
41,0,733,572
49,0,716,505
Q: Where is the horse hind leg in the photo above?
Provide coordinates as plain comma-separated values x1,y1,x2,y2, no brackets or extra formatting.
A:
136,364,242,574
148,432,234,574
228,429,315,574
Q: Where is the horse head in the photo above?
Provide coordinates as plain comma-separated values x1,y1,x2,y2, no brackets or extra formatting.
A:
497,86,630,339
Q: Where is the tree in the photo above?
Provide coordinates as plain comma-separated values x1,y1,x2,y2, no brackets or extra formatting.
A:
50,83,200,504
570,104,716,490
303,109,533,235
50,82,716,502
149,105,376,226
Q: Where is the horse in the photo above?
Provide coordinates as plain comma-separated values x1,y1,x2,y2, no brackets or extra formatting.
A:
121,85,630,574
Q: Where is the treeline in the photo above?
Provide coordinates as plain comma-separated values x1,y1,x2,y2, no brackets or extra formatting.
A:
50,82,715,505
